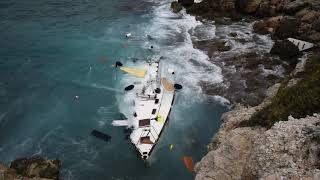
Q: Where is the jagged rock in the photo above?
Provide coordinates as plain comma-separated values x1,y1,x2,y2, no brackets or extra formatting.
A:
10,156,60,180
171,1,183,13
301,11,318,23
270,40,300,63
193,39,232,57
195,82,320,179
313,19,320,32
273,16,300,39
308,32,320,43
253,21,270,34
253,16,283,35
178,0,194,7
236,0,262,14
256,0,272,17
283,0,309,15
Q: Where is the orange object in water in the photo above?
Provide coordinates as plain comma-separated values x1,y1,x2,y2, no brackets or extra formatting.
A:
183,156,194,172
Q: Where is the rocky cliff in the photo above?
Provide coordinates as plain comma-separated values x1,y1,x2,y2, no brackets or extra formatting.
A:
171,0,320,179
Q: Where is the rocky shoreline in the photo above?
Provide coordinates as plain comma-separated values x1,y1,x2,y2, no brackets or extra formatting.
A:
0,157,60,180
172,0,320,179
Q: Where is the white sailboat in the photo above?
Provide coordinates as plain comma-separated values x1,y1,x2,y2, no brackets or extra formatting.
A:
113,60,180,161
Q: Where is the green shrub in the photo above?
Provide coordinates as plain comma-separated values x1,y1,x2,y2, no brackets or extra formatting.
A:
241,56,320,128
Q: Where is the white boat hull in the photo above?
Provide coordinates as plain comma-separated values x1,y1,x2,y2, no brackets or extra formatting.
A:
119,61,176,160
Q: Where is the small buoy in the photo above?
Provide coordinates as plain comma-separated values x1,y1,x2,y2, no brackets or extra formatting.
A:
148,45,153,50
169,144,174,151
124,85,134,91
174,84,183,90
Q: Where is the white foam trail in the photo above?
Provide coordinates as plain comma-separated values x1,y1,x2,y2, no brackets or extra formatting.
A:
144,3,223,103
111,120,129,127
73,81,123,93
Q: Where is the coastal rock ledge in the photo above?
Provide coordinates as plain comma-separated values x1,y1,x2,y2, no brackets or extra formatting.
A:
195,83,320,179
0,156,60,180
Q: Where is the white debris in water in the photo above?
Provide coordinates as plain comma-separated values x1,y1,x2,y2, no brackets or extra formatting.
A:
111,120,129,127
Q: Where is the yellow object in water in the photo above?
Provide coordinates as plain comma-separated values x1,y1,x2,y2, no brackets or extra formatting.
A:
156,113,164,123
169,144,174,151
120,67,147,78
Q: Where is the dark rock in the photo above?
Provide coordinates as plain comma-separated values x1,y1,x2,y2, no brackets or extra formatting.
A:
313,19,320,32
193,39,232,57
10,156,60,180
186,0,242,21
308,32,320,43
256,0,271,17
229,32,238,37
171,1,183,13
273,16,300,40
283,0,309,15
270,40,301,65
253,16,283,35
301,11,318,23
253,21,270,35
236,0,262,14
178,0,194,7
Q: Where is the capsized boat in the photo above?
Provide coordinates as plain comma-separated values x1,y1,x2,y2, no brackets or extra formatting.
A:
113,60,181,161
113,61,182,160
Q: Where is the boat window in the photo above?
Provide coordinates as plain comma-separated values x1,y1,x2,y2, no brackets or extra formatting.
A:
155,99,159,104
152,109,156,114
139,119,150,127
134,112,137,117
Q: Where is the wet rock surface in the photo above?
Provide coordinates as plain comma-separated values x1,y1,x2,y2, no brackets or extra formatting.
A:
270,39,301,63
0,157,60,180
182,0,320,179
195,82,320,179
171,1,183,13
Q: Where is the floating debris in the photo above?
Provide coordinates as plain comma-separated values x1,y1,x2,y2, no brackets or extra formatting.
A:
91,129,111,142
183,156,194,172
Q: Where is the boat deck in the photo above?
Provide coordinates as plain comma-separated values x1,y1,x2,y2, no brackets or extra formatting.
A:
129,61,175,160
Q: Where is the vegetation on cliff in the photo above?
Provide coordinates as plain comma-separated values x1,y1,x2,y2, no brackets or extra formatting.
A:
242,55,320,128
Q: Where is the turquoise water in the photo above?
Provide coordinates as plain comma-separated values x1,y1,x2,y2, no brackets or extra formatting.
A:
0,0,228,179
